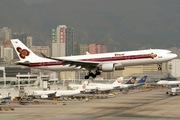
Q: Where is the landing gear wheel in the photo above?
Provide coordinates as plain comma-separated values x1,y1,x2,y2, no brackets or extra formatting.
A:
92,74,96,78
85,75,89,79
89,72,94,76
95,70,101,75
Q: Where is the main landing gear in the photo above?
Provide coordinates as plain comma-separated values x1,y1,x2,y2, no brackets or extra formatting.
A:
84,70,101,79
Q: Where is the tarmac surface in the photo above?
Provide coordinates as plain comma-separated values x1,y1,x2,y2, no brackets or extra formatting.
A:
1,88,180,120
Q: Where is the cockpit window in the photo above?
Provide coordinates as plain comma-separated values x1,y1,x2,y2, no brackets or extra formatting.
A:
167,52,173,54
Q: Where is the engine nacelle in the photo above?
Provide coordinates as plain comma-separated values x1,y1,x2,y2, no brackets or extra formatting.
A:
41,95,48,99
101,63,115,72
114,63,125,70
85,89,92,93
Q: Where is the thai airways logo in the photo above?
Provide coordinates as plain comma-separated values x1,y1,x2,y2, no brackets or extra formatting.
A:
16,47,30,59
130,78,135,83
82,84,86,89
117,78,122,83
151,53,157,59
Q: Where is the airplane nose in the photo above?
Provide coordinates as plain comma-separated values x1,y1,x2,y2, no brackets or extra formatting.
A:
174,54,178,58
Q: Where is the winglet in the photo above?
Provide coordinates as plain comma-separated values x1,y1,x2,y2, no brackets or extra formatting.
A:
41,53,49,58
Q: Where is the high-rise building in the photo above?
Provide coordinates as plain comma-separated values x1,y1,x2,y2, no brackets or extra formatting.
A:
0,46,4,58
30,46,51,57
88,44,97,54
4,48,13,61
0,27,11,40
98,44,107,53
52,25,74,57
73,42,80,55
65,28,74,56
88,44,107,54
80,44,88,55
27,36,33,48
12,32,27,45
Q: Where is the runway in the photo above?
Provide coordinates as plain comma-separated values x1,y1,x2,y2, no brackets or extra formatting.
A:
1,88,180,120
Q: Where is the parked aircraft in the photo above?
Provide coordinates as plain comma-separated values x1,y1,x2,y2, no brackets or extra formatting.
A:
118,77,137,89
69,77,124,91
88,77,124,86
157,80,180,86
134,76,148,86
33,81,88,98
11,39,177,79
70,77,137,93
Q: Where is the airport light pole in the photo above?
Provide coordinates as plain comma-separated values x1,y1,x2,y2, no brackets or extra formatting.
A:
17,73,20,90
28,72,30,88
3,70,6,88
79,70,80,82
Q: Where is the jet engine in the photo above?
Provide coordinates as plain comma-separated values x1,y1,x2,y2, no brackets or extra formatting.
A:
101,63,115,72
41,95,48,99
114,63,125,70
99,63,124,72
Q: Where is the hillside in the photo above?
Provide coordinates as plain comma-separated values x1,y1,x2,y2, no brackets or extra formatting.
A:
1,0,180,51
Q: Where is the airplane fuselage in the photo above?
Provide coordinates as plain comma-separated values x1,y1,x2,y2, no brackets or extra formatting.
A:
17,49,177,71
157,80,180,85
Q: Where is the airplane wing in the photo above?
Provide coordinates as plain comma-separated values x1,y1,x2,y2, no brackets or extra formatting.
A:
41,53,100,69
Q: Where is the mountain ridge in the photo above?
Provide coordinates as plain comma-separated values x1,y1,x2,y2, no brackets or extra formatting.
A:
1,0,180,51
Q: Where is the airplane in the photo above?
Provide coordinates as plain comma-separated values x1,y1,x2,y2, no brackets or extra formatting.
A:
134,76,148,87
118,76,137,89
98,76,137,92
69,77,124,91
33,81,88,98
88,77,124,86
70,77,137,93
156,80,180,86
11,39,177,79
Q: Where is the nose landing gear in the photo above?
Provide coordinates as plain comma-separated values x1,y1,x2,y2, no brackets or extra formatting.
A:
158,63,162,71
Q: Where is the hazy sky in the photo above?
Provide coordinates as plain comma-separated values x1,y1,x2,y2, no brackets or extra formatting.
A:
22,0,53,5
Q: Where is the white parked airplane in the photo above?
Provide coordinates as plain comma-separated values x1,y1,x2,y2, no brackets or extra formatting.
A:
88,77,124,86
11,39,177,79
33,81,88,98
69,77,124,91
157,80,180,86
69,77,137,93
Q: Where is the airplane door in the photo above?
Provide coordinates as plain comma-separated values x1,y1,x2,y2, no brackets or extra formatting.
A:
41,62,45,68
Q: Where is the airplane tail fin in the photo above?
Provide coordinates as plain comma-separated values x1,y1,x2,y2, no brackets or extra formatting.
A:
76,80,88,90
112,77,123,85
137,76,147,84
125,77,137,84
11,39,42,62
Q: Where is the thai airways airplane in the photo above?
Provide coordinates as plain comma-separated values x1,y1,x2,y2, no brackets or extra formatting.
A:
11,39,177,79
